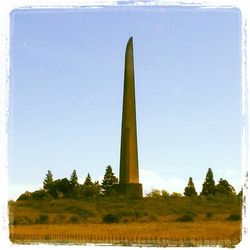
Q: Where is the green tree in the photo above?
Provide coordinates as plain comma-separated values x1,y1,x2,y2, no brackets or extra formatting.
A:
84,173,93,186
68,170,80,199
82,173,100,199
101,165,118,195
215,178,236,195
184,177,197,196
146,189,162,198
200,168,216,196
47,178,71,198
237,189,243,198
161,190,170,198
93,181,102,196
70,170,79,187
171,192,182,198
43,170,53,190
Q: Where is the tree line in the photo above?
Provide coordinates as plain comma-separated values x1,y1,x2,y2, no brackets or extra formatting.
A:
18,165,118,201
147,168,241,198
17,167,241,201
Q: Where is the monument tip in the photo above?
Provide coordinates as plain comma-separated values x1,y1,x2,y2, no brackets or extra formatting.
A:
126,36,133,52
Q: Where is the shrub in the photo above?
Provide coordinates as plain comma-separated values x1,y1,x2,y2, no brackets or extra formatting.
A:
36,214,49,224
171,192,183,198
206,212,214,219
70,216,79,224
78,209,94,218
176,214,194,222
122,217,129,223
102,213,120,223
64,206,94,218
31,190,52,200
226,214,241,221
52,214,65,224
161,190,170,198
149,215,158,221
17,191,32,201
146,189,161,198
12,216,33,225
133,210,145,218
117,210,133,217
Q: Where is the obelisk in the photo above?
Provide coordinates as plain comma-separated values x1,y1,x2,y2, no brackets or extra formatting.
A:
117,37,143,198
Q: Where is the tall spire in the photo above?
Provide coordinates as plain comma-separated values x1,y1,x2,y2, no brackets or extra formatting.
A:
116,37,142,198
120,36,139,184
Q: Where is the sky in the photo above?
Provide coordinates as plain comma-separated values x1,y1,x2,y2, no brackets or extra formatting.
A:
8,6,242,200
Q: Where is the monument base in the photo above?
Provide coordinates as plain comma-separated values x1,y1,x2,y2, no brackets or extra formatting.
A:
115,183,143,198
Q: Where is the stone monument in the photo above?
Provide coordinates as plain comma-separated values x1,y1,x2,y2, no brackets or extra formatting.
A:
116,37,143,198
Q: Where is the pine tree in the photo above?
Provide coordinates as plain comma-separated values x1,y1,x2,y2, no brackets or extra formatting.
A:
215,178,236,195
94,181,101,194
70,169,79,187
184,177,197,196
200,168,216,196
82,173,100,198
101,165,118,195
43,170,53,190
83,173,93,186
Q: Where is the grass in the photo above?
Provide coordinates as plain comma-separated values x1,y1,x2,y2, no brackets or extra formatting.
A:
10,222,241,247
9,195,242,246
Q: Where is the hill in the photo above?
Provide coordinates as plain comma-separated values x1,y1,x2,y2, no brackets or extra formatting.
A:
9,195,242,246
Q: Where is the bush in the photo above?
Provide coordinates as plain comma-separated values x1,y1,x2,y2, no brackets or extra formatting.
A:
64,206,94,218
133,210,145,218
17,191,32,201
12,216,33,225
226,214,241,221
176,214,194,222
117,210,133,217
70,216,79,224
149,215,158,221
206,212,213,219
31,190,52,200
52,214,65,224
171,192,183,198
36,214,49,224
146,189,162,198
102,213,120,223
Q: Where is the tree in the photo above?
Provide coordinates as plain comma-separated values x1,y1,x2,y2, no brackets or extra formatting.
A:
57,178,71,196
170,192,182,198
146,189,170,198
237,189,243,198
17,191,32,201
161,190,170,198
84,173,93,186
70,170,79,187
94,181,102,195
215,178,236,195
184,177,197,197
43,170,53,190
82,173,100,199
30,190,52,200
47,178,71,198
146,189,162,198
200,168,216,196
101,165,118,195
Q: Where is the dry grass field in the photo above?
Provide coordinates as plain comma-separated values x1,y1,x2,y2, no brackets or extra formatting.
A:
9,195,242,247
10,221,241,247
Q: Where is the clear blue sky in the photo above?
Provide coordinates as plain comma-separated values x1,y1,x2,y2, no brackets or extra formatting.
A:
8,6,242,199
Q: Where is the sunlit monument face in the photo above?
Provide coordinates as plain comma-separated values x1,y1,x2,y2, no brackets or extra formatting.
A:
116,37,143,198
